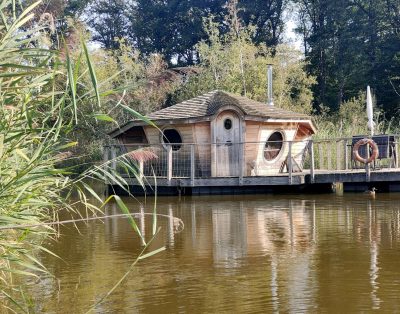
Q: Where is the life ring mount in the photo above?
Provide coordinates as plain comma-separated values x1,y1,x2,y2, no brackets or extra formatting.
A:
352,138,379,164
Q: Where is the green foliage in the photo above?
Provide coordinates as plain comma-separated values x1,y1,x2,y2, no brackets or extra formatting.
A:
84,0,287,65
85,0,128,50
313,92,398,139
172,16,315,115
53,31,178,171
295,0,400,113
237,0,286,47
314,95,368,139
0,1,163,311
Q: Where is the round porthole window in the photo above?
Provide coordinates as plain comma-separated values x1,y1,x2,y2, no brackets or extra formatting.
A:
162,129,182,151
264,131,284,161
224,118,232,130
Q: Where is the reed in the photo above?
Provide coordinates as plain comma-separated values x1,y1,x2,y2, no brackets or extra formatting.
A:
0,1,162,311
313,94,400,140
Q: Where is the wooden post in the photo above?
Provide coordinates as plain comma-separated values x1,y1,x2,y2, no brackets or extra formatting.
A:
103,146,109,163
111,145,117,171
336,140,340,170
318,143,323,170
239,142,244,185
395,137,399,168
211,143,216,177
190,144,195,186
139,159,144,180
288,141,293,185
167,145,172,184
327,142,332,170
366,143,371,182
310,140,315,183
344,139,348,170
103,146,109,184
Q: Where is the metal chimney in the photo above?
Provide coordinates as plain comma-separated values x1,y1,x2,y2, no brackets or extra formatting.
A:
267,64,274,106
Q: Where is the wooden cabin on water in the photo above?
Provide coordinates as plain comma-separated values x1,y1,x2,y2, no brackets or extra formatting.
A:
106,89,400,195
106,89,319,194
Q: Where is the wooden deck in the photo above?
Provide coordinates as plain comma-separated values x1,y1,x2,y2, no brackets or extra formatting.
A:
119,169,400,187
105,135,400,195
312,168,400,184
110,169,400,195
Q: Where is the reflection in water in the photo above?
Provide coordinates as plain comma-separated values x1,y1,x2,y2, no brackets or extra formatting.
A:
270,256,279,313
28,193,400,313
368,200,381,309
191,203,196,243
311,201,316,243
168,204,174,246
212,202,247,267
139,204,145,238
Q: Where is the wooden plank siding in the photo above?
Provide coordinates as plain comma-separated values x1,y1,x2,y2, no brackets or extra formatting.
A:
244,121,261,175
116,127,148,145
143,124,195,145
193,122,211,177
116,120,311,178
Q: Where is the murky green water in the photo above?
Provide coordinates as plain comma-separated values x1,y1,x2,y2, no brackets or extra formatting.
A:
31,193,400,313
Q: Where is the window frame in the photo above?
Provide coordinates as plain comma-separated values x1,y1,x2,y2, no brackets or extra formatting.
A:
224,118,233,130
263,131,285,162
161,128,183,151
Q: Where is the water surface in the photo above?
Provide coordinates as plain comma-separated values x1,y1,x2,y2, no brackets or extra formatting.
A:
32,193,400,313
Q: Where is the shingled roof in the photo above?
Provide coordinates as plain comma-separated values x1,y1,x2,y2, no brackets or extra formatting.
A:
146,90,310,120
109,90,316,138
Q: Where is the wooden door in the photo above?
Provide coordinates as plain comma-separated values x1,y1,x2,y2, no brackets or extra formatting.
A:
215,112,241,176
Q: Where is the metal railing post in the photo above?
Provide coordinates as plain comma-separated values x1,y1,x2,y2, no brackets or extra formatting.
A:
167,145,172,184
310,140,315,183
288,141,293,185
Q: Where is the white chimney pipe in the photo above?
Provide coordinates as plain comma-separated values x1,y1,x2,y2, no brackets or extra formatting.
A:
267,64,274,106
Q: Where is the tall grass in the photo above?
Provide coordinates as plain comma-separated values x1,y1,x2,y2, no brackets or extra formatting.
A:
313,93,400,139
0,1,161,311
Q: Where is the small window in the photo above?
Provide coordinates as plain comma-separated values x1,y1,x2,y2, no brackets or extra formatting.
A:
162,129,182,151
224,118,232,130
264,132,283,161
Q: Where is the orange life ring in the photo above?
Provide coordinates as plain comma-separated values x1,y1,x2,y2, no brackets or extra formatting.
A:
352,138,379,164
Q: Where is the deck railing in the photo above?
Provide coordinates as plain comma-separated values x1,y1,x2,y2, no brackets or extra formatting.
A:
103,135,400,183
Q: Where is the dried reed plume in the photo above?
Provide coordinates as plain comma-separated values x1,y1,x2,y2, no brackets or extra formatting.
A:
127,148,159,162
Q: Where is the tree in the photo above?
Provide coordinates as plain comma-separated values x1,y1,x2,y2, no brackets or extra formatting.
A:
294,0,400,113
238,0,287,48
172,17,315,114
84,0,289,65
85,0,129,49
127,0,226,65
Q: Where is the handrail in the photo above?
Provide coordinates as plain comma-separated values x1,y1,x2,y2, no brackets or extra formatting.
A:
103,136,400,181
104,134,400,147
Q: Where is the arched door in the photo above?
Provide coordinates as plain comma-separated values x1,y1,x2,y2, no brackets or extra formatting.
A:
215,111,241,176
